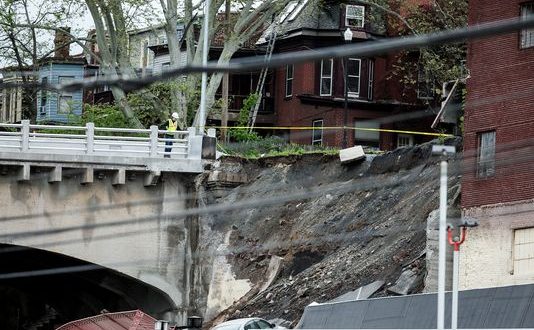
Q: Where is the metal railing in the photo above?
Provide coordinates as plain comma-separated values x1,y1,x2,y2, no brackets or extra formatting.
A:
0,120,193,159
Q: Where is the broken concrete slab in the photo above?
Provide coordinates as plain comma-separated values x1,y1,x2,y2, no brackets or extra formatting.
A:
328,280,384,303
388,268,424,295
259,255,284,293
339,145,365,164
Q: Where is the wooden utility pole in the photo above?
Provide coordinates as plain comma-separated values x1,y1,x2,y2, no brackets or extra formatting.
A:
221,0,231,142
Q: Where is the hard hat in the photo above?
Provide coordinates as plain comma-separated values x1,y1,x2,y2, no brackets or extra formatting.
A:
172,112,179,119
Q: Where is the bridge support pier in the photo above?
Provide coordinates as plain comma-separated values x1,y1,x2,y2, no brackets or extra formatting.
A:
112,169,126,185
17,164,30,182
48,165,62,183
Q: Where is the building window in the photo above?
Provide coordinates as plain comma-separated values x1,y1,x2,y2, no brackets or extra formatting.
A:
521,3,534,49
346,5,365,28
477,130,496,178
162,62,171,71
312,119,323,146
368,59,374,101
58,76,74,114
513,227,534,275
397,134,414,148
347,58,361,97
355,119,380,147
59,95,73,114
417,65,434,100
320,58,333,96
286,65,294,97
141,40,149,68
40,77,47,115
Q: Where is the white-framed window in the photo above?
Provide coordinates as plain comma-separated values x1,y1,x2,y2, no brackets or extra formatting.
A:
397,134,414,148
312,119,323,146
354,119,380,147
58,76,74,114
521,3,534,49
513,227,534,275
162,62,171,71
286,65,294,97
320,58,333,96
368,59,374,100
347,58,361,97
477,130,496,178
346,5,365,28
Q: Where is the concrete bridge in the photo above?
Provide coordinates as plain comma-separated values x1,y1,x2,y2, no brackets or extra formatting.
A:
0,121,214,328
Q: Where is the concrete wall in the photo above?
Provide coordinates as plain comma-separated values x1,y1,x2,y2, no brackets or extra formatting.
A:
460,200,534,290
0,167,198,322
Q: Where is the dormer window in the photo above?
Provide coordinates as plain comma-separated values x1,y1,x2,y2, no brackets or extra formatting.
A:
346,5,365,28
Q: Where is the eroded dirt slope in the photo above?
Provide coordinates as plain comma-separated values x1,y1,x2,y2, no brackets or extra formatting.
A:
202,140,461,327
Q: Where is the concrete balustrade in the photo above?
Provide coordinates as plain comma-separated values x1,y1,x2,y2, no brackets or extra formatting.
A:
0,120,207,180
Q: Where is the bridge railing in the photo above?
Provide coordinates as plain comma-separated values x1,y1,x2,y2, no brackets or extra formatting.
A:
0,120,196,159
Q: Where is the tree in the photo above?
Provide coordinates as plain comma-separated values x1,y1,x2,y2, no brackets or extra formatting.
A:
389,0,468,102
156,0,294,130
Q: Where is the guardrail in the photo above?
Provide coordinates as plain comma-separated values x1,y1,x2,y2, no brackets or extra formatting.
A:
0,120,196,159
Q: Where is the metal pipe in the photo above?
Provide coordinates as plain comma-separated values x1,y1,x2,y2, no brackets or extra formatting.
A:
437,160,448,330
198,0,211,134
452,247,459,330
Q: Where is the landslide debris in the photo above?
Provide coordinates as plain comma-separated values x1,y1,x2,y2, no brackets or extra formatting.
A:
202,140,461,328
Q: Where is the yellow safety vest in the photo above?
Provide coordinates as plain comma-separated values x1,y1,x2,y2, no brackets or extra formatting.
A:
167,119,177,132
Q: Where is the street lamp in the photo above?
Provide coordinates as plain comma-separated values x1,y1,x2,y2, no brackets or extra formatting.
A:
448,218,478,330
342,27,353,149
431,144,456,330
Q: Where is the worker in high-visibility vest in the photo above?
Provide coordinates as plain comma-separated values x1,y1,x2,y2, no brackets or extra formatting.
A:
164,112,179,158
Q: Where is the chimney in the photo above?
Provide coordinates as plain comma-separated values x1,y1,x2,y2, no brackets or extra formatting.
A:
54,27,71,58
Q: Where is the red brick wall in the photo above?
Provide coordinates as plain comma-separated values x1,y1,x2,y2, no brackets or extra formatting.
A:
462,0,534,208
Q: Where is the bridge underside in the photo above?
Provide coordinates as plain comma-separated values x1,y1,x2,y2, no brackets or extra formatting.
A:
0,244,175,330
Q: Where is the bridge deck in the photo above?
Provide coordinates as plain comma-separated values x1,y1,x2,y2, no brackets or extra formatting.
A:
0,121,205,174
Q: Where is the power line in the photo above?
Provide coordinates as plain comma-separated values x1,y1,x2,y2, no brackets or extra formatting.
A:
1,17,534,93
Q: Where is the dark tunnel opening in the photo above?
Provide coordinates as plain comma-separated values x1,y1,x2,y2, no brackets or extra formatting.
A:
0,243,175,329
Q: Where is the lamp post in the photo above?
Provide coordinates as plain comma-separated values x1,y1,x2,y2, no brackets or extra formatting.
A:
431,144,456,330
342,27,353,149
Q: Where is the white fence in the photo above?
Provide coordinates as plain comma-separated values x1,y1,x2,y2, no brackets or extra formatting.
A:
0,120,193,159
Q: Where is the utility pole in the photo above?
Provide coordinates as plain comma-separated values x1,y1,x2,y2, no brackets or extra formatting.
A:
221,0,230,142
432,144,456,330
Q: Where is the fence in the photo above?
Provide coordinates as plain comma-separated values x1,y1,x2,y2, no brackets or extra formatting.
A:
0,120,193,159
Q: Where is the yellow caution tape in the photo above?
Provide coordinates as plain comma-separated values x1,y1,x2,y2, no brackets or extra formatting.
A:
208,126,453,137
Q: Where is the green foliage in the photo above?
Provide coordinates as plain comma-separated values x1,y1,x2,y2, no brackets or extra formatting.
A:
389,0,468,102
219,136,339,159
229,93,261,142
127,82,173,127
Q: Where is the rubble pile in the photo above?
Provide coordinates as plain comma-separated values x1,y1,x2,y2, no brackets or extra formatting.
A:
201,140,461,327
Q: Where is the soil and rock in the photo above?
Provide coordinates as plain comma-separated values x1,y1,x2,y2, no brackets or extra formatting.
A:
197,139,461,328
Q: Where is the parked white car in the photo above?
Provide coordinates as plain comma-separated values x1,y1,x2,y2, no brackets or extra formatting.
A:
212,318,286,330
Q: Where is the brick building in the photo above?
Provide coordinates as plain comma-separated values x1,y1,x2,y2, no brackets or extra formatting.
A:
460,0,534,289
263,0,435,150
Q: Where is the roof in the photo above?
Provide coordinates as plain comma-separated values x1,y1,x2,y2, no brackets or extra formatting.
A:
56,310,157,330
297,283,534,329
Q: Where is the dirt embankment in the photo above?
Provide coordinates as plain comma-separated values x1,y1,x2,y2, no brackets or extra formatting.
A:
202,140,461,327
